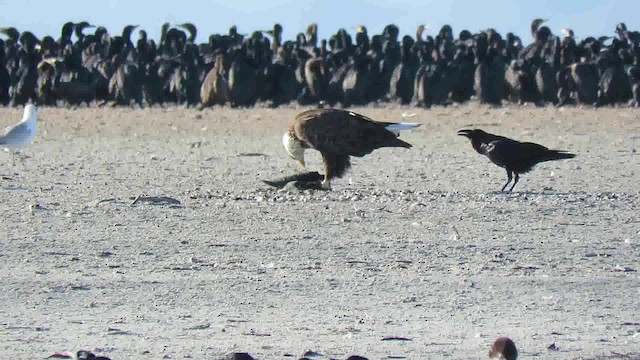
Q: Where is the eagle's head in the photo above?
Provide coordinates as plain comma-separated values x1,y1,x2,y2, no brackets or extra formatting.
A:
282,132,306,168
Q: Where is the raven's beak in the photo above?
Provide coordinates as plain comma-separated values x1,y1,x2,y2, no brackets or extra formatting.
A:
457,129,471,137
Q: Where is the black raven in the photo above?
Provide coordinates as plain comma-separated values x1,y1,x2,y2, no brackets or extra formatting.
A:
458,129,576,191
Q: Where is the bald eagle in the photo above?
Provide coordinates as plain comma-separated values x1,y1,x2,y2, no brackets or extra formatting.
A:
282,108,420,189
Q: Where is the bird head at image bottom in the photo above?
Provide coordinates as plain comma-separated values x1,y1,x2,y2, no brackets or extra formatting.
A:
489,337,518,360
47,350,111,360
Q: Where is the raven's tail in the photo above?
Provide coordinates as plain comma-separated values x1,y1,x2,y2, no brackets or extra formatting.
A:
541,150,576,162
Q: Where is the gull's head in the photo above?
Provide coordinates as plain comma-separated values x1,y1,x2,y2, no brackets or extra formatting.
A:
23,104,37,124
282,132,305,168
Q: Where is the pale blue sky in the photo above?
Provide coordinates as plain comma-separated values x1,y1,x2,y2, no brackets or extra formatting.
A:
0,0,638,43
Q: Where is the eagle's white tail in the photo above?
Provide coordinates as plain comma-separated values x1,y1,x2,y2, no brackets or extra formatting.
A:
385,122,420,132
385,122,420,135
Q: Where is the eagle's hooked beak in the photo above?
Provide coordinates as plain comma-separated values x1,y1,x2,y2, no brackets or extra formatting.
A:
298,159,306,168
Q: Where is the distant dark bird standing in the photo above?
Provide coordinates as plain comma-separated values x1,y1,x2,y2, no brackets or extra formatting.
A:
283,108,420,189
457,129,576,191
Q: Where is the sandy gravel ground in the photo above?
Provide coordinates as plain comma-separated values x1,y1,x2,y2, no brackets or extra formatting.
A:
0,104,638,360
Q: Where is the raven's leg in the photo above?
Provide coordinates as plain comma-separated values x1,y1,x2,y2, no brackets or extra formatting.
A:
500,170,513,192
509,173,520,192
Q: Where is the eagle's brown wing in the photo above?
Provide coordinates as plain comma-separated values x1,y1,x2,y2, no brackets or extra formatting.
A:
292,108,410,157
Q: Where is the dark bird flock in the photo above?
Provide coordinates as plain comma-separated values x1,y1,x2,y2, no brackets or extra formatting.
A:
1,19,640,108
